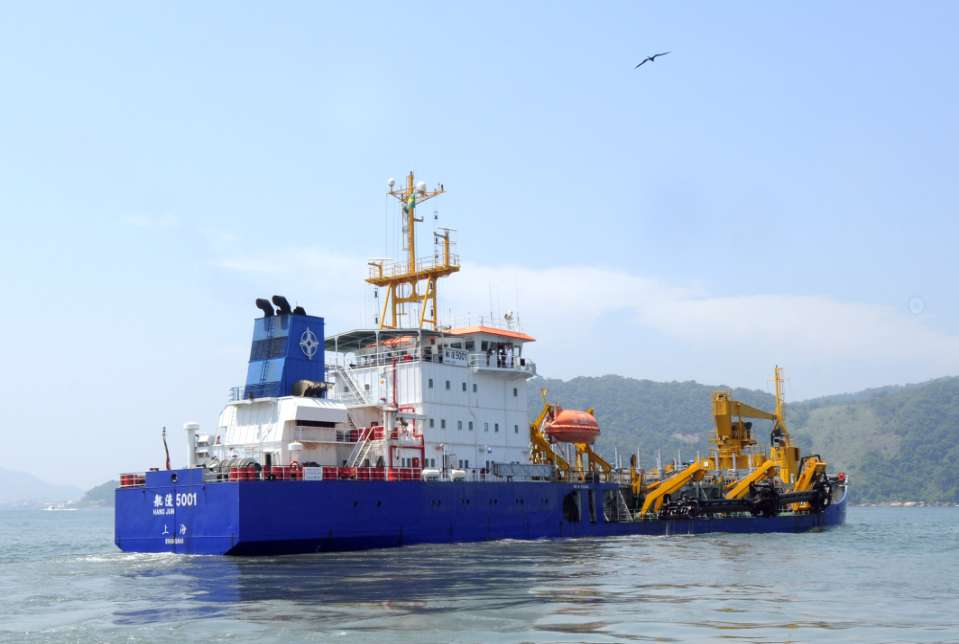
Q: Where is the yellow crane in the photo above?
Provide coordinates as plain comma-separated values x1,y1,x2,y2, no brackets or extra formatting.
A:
712,366,799,484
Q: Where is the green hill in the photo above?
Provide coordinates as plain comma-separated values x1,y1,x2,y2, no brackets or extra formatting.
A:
529,375,959,504
70,480,118,508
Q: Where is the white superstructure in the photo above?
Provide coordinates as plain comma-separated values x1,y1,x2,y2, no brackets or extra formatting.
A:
326,325,536,470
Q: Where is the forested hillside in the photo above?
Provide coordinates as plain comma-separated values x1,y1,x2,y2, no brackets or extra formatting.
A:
529,375,959,504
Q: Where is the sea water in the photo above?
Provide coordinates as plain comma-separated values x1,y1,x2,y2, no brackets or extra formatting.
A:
0,506,957,643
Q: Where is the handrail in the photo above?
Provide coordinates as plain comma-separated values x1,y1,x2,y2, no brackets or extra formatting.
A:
467,352,536,373
368,254,460,279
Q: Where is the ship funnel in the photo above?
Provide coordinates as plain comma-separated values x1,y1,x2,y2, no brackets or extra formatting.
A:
243,302,325,400
272,295,292,315
255,298,274,317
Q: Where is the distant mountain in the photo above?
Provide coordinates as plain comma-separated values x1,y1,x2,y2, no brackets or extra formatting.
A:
530,375,959,504
0,468,83,506
70,480,118,508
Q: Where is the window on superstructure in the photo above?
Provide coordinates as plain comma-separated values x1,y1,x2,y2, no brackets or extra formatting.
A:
514,424,519,434
465,459,470,468
461,382,466,392
445,380,451,390
441,419,446,429
429,418,435,428
468,421,474,431
472,383,477,393
513,387,518,397
457,420,463,430
494,423,499,433
484,422,489,432
465,340,475,351
364,384,370,392
428,378,433,389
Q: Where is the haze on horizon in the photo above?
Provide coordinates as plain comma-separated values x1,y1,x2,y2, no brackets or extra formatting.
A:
2,2,957,488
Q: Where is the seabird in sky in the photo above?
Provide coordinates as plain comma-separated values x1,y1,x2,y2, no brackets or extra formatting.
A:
635,51,670,68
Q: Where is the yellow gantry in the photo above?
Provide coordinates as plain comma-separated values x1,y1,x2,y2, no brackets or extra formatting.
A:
367,171,460,330
529,396,613,482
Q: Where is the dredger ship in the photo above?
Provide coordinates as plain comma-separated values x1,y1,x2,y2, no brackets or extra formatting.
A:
115,172,847,555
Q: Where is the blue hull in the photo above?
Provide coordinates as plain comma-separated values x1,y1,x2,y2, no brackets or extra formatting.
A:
115,468,847,555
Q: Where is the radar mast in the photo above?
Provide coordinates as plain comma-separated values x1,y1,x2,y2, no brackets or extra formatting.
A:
367,171,460,329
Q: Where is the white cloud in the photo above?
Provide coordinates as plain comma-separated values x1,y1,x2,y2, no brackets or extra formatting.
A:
214,247,959,398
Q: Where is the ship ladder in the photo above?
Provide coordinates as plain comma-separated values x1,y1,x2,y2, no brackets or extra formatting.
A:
332,366,370,406
348,430,382,468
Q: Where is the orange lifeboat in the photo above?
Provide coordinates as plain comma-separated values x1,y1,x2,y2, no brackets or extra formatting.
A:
546,409,600,444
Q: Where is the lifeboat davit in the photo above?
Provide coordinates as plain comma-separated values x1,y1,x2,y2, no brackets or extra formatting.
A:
546,409,600,444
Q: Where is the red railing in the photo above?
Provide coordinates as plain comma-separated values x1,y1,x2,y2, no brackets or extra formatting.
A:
119,473,146,487
120,466,426,486
343,426,423,442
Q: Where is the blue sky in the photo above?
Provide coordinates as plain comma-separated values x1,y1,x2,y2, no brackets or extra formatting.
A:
2,2,957,487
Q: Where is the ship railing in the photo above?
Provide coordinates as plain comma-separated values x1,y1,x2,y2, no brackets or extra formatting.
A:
368,254,460,280
337,348,424,370
467,353,536,375
200,465,426,482
119,473,146,487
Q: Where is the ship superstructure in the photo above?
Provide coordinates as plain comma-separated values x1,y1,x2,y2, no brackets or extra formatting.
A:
114,172,846,556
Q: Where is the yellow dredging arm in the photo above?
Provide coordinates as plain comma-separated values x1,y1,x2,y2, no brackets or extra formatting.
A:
724,460,778,500
789,455,828,510
639,459,708,516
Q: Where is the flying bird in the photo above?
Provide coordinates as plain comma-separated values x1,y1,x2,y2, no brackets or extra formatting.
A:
635,51,670,69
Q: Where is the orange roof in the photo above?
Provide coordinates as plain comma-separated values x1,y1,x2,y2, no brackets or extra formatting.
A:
447,325,535,342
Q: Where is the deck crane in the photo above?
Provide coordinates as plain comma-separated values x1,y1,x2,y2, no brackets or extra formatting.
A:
713,366,800,486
